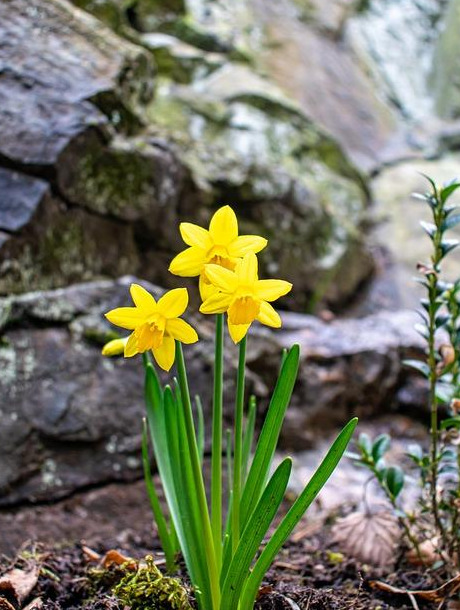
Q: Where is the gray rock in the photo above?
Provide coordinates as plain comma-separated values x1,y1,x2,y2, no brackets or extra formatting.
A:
0,170,49,233
0,0,374,311
0,278,427,505
0,0,154,168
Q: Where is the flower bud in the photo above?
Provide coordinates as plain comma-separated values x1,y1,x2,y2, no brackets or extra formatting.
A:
102,337,128,357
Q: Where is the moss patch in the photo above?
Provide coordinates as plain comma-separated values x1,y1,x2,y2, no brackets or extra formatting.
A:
113,556,192,610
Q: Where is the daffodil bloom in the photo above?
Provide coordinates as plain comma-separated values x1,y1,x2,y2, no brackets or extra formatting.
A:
101,337,128,357
105,284,198,371
169,205,267,301
200,252,292,343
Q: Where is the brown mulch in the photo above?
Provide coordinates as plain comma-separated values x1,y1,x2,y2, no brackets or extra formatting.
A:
0,532,451,610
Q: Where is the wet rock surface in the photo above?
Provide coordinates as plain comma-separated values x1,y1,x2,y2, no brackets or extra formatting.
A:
0,277,427,506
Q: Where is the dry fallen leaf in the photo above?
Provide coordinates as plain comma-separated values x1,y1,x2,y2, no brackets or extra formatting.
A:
331,510,400,568
0,566,39,607
102,550,136,569
82,546,136,570
371,572,460,603
23,598,43,610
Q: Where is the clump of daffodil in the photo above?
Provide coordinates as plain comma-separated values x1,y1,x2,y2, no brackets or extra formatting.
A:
200,252,292,343
169,205,267,300
104,284,198,371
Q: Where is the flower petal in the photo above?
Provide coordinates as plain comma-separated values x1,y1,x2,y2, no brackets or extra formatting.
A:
124,332,139,357
153,335,176,371
228,320,251,344
199,273,219,302
102,337,128,357
169,247,206,277
228,235,267,257
255,279,292,302
130,283,157,314
205,264,238,293
180,222,212,249
236,252,258,285
157,288,189,319
200,292,233,314
209,206,238,245
257,301,281,328
105,307,146,330
166,318,198,344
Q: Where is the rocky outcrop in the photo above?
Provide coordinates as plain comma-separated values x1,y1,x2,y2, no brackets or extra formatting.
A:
0,278,427,505
0,0,377,311
2,0,460,312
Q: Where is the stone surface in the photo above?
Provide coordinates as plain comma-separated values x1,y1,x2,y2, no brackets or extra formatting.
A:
0,170,49,233
0,415,425,556
431,0,460,120
369,156,460,310
0,0,375,311
0,174,141,295
0,0,154,168
0,277,428,505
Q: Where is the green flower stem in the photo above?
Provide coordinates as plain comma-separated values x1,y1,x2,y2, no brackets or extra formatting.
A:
427,270,441,536
232,334,247,555
211,313,224,570
175,342,220,610
427,192,445,542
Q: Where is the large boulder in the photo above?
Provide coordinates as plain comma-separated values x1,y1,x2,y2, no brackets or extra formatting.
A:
0,277,427,505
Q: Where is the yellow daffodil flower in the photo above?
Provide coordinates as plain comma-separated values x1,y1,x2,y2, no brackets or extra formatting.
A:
169,205,267,301
104,284,198,371
200,252,292,343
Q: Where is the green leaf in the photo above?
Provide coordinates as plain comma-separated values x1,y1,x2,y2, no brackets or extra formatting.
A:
141,419,177,571
357,432,372,456
443,214,460,231
242,395,257,482
420,221,437,239
164,385,214,610
414,323,429,340
220,459,292,610
440,182,460,203
419,173,438,194
441,417,460,430
145,367,212,610
440,238,459,259
412,192,430,203
403,359,430,378
195,395,205,464
385,466,404,498
372,434,391,463
240,345,299,525
435,313,450,329
240,418,358,610
406,443,423,462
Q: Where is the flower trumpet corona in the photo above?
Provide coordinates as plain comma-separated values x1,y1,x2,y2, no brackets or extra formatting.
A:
200,252,292,343
104,284,198,371
169,205,267,300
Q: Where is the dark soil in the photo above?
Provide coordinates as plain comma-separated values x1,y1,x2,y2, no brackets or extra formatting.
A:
0,534,446,610
0,479,451,609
